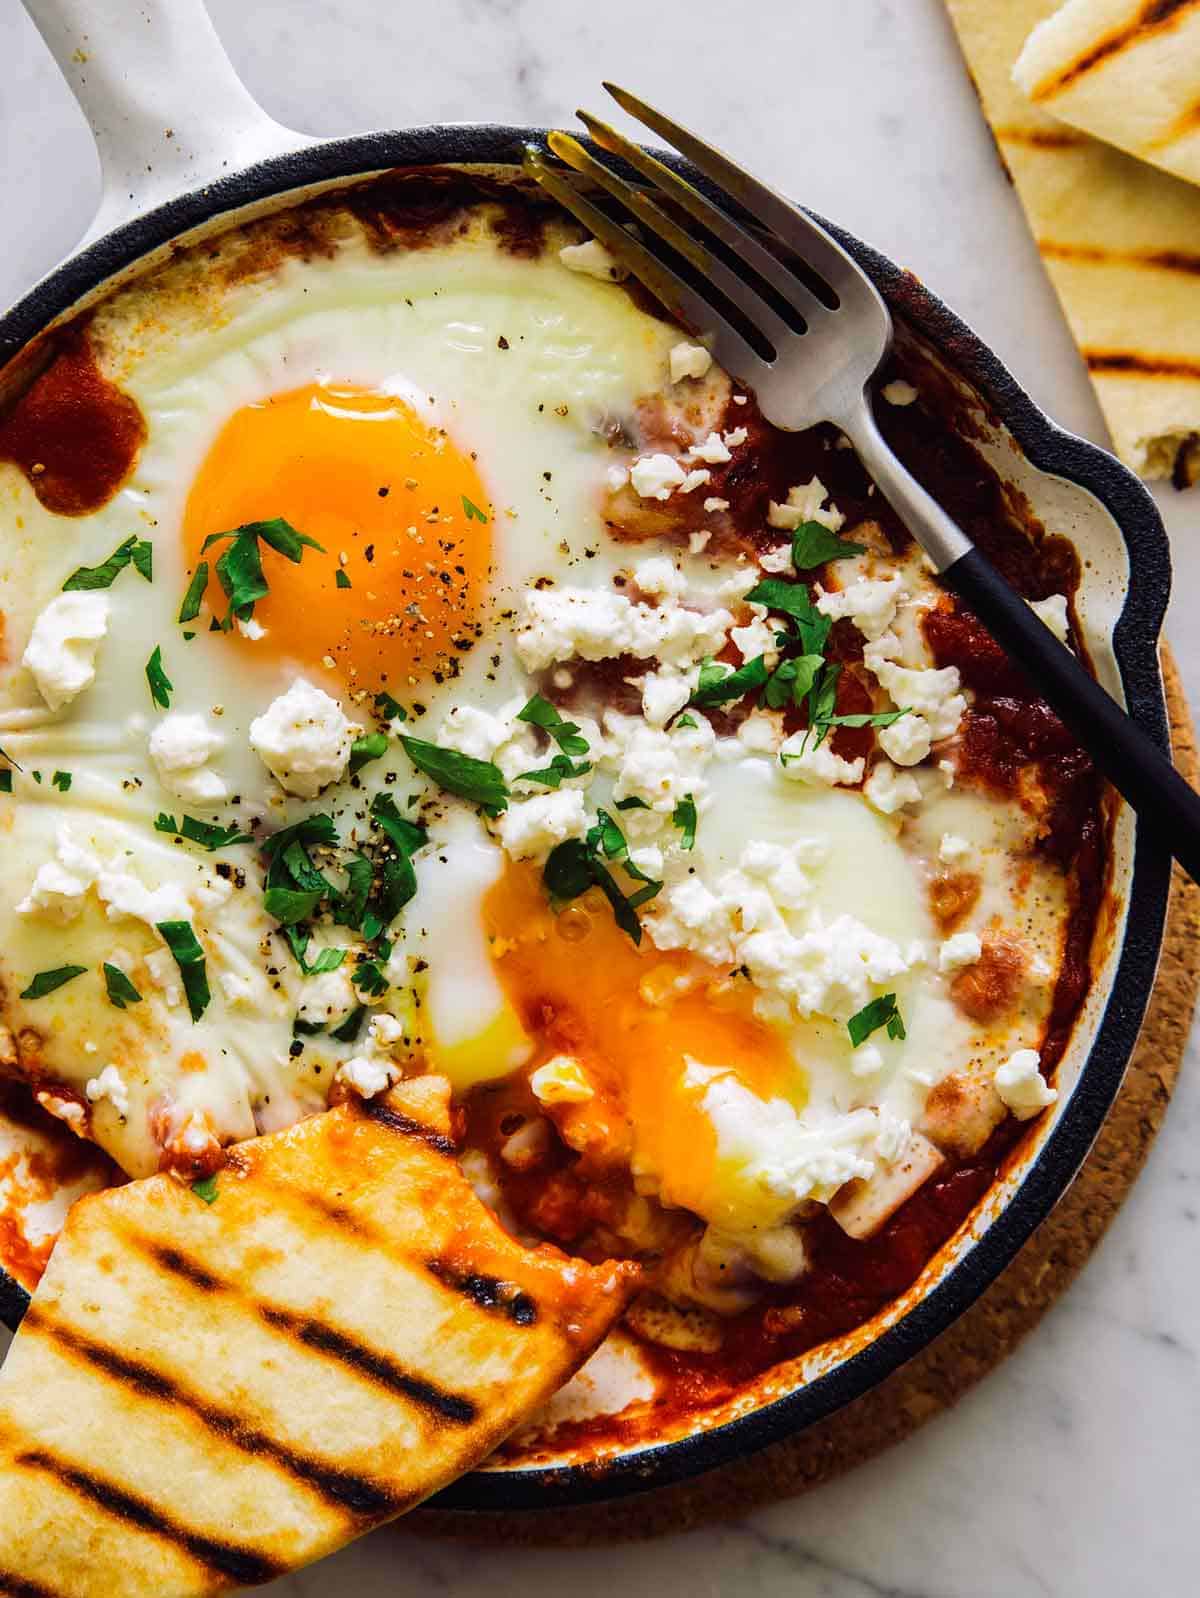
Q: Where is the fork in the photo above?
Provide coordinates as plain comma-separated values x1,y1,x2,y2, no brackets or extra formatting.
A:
527,85,1200,883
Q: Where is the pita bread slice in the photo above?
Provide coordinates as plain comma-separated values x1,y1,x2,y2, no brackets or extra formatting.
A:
945,0,1200,482
0,1077,638,1595
1013,0,1200,189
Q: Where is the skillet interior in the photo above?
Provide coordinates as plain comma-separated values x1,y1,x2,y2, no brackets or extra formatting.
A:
0,126,1173,1509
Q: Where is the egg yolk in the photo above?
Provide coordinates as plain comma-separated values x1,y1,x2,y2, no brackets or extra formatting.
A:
484,862,800,1219
182,382,492,691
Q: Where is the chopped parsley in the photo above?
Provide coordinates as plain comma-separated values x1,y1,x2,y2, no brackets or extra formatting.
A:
374,692,406,721
615,796,650,811
335,568,352,590
462,495,489,524
333,853,373,932
744,579,831,654
790,521,867,571
762,653,824,710
200,517,324,631
154,813,253,851
178,562,209,625
155,920,211,1022
191,1174,219,1205
673,714,699,730
517,694,590,757
20,965,87,1000
352,958,389,997
62,535,154,592
0,770,11,795
690,654,770,707
400,735,509,815
51,770,72,792
349,732,388,774
517,753,592,788
672,794,698,850
370,792,427,922
103,963,143,1009
847,993,906,1048
329,1005,367,1043
543,808,662,945
145,645,173,709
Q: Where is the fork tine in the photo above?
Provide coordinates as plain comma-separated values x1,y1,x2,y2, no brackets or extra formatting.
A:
603,83,882,310
576,110,833,328
523,148,770,382
547,130,795,352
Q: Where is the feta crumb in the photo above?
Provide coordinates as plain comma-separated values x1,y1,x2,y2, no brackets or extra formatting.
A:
249,678,356,798
879,713,933,767
559,238,629,281
149,713,228,805
816,574,903,642
607,711,715,814
605,463,630,491
97,869,191,929
938,931,982,972
779,734,865,787
687,432,732,465
531,1055,595,1104
144,948,183,1007
689,529,713,554
670,342,713,382
338,1054,400,1099
938,833,973,865
634,557,688,599
851,1043,885,1078
220,972,257,1008
724,427,748,448
17,827,100,922
994,1049,1057,1120
235,615,267,641
730,614,778,664
881,379,919,407
85,1064,129,1120
22,592,110,711
498,789,588,863
767,477,845,533
678,468,711,493
630,452,687,500
863,759,922,815
1030,593,1070,645
640,666,694,727
517,588,731,672
703,497,730,513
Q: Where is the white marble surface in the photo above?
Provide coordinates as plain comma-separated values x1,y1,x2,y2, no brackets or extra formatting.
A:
1,1,1198,1593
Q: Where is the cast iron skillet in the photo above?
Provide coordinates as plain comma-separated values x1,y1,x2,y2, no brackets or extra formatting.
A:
0,0,1173,1512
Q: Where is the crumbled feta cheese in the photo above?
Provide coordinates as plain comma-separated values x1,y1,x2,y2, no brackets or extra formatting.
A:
235,616,267,641
879,712,933,767
689,529,712,554
249,677,356,798
867,644,966,740
687,432,732,465
779,734,865,787
1030,592,1070,644
703,497,730,514
438,703,520,764
881,379,919,406
730,613,778,664
367,1012,405,1052
851,1042,885,1078
22,592,110,711
630,452,687,500
559,238,629,281
517,589,731,672
149,713,228,805
939,931,982,972
738,914,910,1022
634,557,688,599
96,868,192,929
736,714,783,755
815,574,904,642
17,827,100,922
338,1054,400,1099
767,477,845,533
531,1055,595,1104
639,665,695,727
724,427,748,448
994,1049,1058,1120
606,711,715,814
297,965,359,1027
85,1064,129,1120
498,789,588,862
863,759,922,815
758,544,794,573
219,972,257,1008
678,468,711,493
144,948,183,1007
606,463,629,491
938,832,973,865
670,342,713,382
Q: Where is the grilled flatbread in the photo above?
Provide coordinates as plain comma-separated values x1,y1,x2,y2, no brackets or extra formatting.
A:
945,0,1200,482
0,1077,638,1595
1013,0,1200,188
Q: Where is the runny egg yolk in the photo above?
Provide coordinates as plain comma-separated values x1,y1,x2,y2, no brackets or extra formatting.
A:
484,862,800,1219
182,382,492,691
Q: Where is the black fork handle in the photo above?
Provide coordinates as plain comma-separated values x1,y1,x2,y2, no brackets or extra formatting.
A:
845,397,1193,880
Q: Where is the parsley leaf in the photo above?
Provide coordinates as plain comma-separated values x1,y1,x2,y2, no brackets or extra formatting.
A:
309,947,346,974
517,694,590,757
462,495,489,523
744,579,833,655
690,654,770,707
371,792,427,923
201,518,324,629
264,886,324,926
260,814,339,864
329,1005,367,1043
51,770,71,792
335,569,352,590
517,754,592,788
103,963,143,1009
156,920,211,1021
178,562,209,625
20,965,87,1000
615,796,650,811
847,993,906,1048
349,731,388,774
375,691,406,722
544,809,662,945
791,521,867,571
352,959,389,997
154,813,253,851
673,713,699,730
191,1174,219,1205
334,853,373,931
145,645,173,709
62,535,154,592
672,794,698,850
762,653,825,710
400,735,509,814
0,770,11,795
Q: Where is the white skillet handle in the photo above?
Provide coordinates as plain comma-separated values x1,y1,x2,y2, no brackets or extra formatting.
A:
22,0,312,244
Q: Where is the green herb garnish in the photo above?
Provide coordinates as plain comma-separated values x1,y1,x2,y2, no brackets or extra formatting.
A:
462,495,489,524
349,732,388,774
847,993,906,1048
371,792,427,923
103,963,143,1009
543,808,662,945
51,770,72,792
178,562,209,625
615,796,650,810
400,735,509,815
744,579,832,654
264,885,324,926
690,654,770,707
145,645,173,710
673,714,699,730
200,518,324,631
352,959,389,997
672,794,697,850
154,813,253,851
63,535,154,592
374,692,406,721
155,921,211,1022
517,694,590,757
516,754,592,788
335,569,352,590
20,965,87,1000
790,522,867,571
191,1174,219,1205
762,653,825,711
329,1005,367,1043
0,770,11,794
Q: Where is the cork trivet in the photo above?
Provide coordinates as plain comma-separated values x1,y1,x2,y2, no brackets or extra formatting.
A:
410,646,1198,1547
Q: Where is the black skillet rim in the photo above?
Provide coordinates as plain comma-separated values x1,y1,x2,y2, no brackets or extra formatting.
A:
0,124,1174,1510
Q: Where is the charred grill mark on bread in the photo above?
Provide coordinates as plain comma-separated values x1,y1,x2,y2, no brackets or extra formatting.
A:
126,1232,478,1425
425,1258,539,1326
1028,0,1200,100
0,1570,69,1598
1039,240,1200,277
1084,350,1200,380
13,1449,283,1585
992,124,1088,149
19,1305,401,1517
355,1096,458,1155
